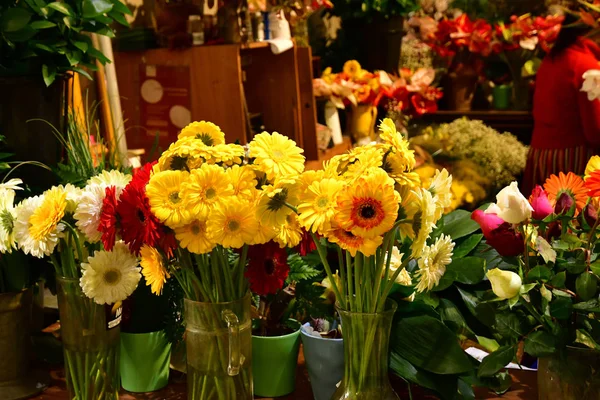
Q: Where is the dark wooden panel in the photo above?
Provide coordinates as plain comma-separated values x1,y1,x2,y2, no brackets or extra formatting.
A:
296,47,319,161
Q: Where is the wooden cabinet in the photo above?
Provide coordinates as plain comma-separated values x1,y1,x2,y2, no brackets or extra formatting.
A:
114,43,318,159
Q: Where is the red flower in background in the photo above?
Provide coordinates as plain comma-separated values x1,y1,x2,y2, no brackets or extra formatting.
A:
99,186,119,251
297,229,317,256
245,242,290,296
470,20,493,56
471,210,524,257
410,87,443,115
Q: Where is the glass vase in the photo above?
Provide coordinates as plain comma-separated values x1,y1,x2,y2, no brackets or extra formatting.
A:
538,347,600,400
332,299,399,400
56,277,121,400
184,293,253,400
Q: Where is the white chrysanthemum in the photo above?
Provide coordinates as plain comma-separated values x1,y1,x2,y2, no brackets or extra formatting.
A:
74,185,105,243
0,178,23,191
415,234,454,293
582,69,600,101
80,241,141,305
59,184,83,213
428,168,452,220
386,246,405,281
14,196,64,258
87,170,132,192
0,188,18,253
410,188,437,258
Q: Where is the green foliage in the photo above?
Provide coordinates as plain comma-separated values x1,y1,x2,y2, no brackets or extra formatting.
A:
286,253,321,285
477,345,516,377
331,0,418,20
0,0,131,85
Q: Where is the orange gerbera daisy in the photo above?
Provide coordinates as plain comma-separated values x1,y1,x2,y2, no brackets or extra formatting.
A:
543,172,587,213
585,170,600,198
326,225,383,257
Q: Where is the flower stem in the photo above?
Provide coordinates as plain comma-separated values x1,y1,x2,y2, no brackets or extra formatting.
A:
310,232,346,310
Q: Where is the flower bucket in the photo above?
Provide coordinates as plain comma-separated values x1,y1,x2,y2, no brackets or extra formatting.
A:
0,289,45,399
443,66,478,111
252,321,301,397
347,104,377,146
120,331,171,393
57,276,121,400
184,294,253,400
300,323,344,400
538,347,600,400
492,84,512,110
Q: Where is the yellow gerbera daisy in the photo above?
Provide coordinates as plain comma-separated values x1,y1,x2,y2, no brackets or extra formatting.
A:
175,219,216,254
156,138,195,172
326,225,382,257
415,234,454,293
249,221,277,245
343,147,385,181
181,164,233,219
343,60,362,79
585,155,600,179
428,168,453,221
208,199,258,248
396,185,419,240
257,179,299,228
298,178,345,234
249,132,305,181
410,188,437,258
297,169,326,192
140,245,170,295
227,165,258,201
379,118,416,172
336,172,399,239
28,186,67,242
188,143,245,167
146,170,190,228
178,121,225,146
275,213,303,248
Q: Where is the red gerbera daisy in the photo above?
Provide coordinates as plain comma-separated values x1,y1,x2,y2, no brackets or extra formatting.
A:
158,227,177,259
99,186,119,251
297,228,317,256
245,242,290,296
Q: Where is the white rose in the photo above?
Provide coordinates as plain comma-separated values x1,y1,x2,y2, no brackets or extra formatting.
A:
581,69,600,101
487,268,522,300
485,181,533,224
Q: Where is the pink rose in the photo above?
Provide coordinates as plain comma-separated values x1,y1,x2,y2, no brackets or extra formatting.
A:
472,210,524,257
528,185,553,220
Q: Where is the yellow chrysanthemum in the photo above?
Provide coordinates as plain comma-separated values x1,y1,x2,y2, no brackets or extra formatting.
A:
257,179,299,228
140,245,170,295
415,234,454,293
410,188,437,258
181,164,233,219
326,225,382,257
146,170,190,228
175,219,216,254
178,121,225,146
428,168,453,221
298,178,345,234
586,155,600,180
343,60,362,79
275,213,303,248
208,199,258,248
249,132,305,181
336,171,399,239
390,171,421,188
28,187,67,242
227,165,258,201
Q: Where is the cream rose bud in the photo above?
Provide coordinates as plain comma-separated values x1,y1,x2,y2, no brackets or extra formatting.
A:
485,181,533,224
487,268,522,300
582,69,600,101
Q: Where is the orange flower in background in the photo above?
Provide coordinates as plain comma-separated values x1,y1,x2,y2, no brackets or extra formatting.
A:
343,60,362,79
543,172,588,213
355,85,374,104
585,170,600,198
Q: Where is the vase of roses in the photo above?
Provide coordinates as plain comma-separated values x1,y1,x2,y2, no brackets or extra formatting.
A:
288,118,455,399
470,160,600,399
130,121,307,399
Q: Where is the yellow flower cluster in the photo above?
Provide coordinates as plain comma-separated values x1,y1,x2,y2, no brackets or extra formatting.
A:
146,121,306,253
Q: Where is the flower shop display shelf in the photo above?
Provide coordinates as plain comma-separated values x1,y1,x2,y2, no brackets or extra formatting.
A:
29,350,536,399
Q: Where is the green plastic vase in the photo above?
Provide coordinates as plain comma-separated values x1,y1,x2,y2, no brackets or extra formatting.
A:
120,331,171,393
252,323,301,397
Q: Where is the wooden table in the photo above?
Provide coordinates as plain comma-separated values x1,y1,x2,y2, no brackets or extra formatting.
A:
29,347,537,399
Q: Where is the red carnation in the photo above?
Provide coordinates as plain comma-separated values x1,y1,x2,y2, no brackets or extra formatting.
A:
245,242,290,296
98,186,119,251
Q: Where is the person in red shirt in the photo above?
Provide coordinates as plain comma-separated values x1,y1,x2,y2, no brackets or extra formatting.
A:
522,14,600,194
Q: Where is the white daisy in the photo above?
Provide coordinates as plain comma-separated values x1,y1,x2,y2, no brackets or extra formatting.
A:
80,241,141,305
428,168,452,221
59,184,83,214
14,195,64,258
0,178,23,191
415,234,454,293
74,185,105,243
0,188,18,253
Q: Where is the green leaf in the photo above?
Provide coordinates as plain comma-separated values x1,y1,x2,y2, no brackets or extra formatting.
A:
527,265,552,282
550,297,572,320
447,257,486,284
438,299,474,339
389,353,459,399
82,0,114,18
573,299,600,311
111,0,133,15
576,272,598,301
87,46,111,64
494,312,527,338
42,63,56,86
35,42,53,52
453,234,483,259
432,270,456,292
389,283,415,299
0,8,32,32
108,9,129,27
548,271,566,288
286,253,322,284
457,286,496,327
71,67,93,81
47,2,74,15
29,20,56,29
477,345,516,378
391,315,473,375
72,39,89,53
441,210,481,240
524,331,556,357
575,329,600,350
520,283,537,294
66,49,82,66
476,335,500,353
3,26,37,42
